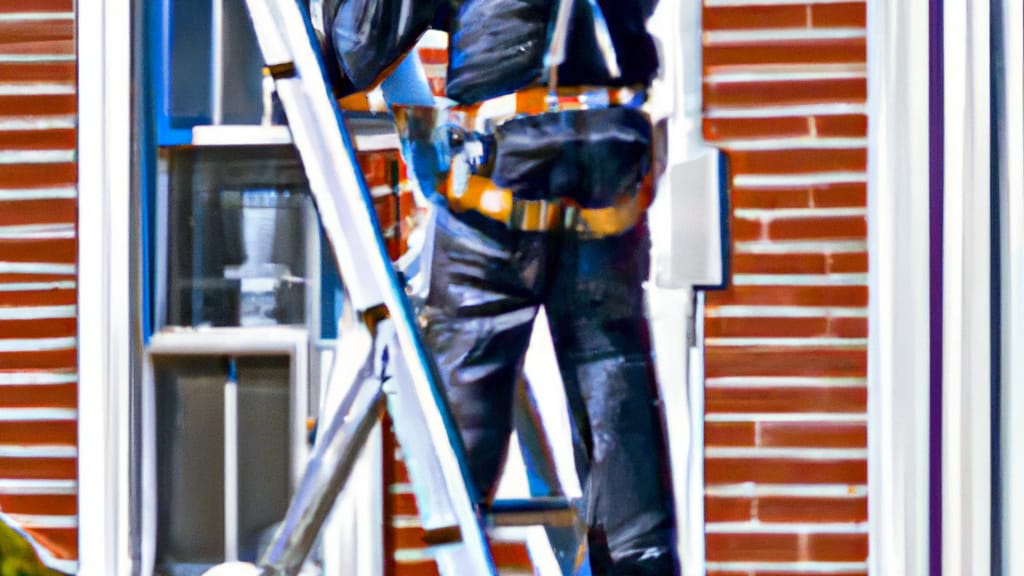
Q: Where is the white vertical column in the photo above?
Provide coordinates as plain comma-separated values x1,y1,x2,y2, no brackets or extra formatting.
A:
942,0,992,573
1000,0,1024,572
865,1,933,575
77,0,133,573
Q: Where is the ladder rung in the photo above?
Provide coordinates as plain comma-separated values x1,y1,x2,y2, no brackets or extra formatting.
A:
485,498,578,528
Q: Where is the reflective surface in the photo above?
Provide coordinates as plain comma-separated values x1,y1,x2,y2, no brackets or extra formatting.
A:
166,147,314,328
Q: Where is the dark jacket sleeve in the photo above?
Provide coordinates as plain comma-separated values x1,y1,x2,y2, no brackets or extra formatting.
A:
324,0,446,91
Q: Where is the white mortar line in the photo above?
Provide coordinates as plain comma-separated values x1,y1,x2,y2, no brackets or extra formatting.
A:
705,484,868,498
735,240,868,254
706,521,869,534
0,187,77,200
706,447,868,460
706,306,868,318
0,306,76,321
0,408,76,421
705,337,867,347
706,377,866,388
705,103,867,119
706,413,867,423
706,28,866,44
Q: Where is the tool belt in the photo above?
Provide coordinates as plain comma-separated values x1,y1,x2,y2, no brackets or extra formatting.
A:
394,85,654,239
452,85,648,133
445,172,653,238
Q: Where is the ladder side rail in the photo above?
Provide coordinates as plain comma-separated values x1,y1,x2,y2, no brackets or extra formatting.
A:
241,1,496,573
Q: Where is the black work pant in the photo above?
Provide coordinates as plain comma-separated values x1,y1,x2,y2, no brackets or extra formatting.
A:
416,107,678,574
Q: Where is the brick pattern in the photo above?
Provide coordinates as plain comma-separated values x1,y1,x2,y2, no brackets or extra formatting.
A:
0,0,79,567
702,1,868,574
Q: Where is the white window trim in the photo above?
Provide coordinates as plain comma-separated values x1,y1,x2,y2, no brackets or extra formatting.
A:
866,2,933,575
77,0,133,574
941,1,993,574
999,0,1024,572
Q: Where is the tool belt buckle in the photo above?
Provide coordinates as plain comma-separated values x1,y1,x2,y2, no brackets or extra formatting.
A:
509,198,561,232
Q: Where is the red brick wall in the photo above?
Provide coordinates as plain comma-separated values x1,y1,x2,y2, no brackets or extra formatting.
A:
0,0,79,567
702,1,869,573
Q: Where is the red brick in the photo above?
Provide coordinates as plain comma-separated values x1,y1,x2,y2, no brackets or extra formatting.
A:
416,47,448,65
0,457,76,479
706,285,868,307
0,317,75,340
392,525,429,550
704,38,866,67
0,199,75,226
0,419,76,445
0,128,75,150
23,527,76,560
0,273,69,284
705,317,828,339
705,116,810,141
759,422,867,448
0,494,76,515
0,40,74,55
828,252,869,273
491,541,532,571
0,348,75,370
815,114,868,137
730,217,764,241
728,148,867,175
0,94,75,117
389,491,419,516
0,163,76,188
0,1,72,12
0,287,75,308
732,253,827,275
705,458,867,484
706,533,867,562
705,497,753,522
0,19,73,45
829,317,868,338
0,384,75,408
768,215,867,241
732,187,812,209
758,496,868,523
704,347,867,378
703,5,807,30
705,422,756,447
0,62,75,83
705,78,866,108
812,183,866,207
705,387,867,414
812,2,867,27
0,238,75,263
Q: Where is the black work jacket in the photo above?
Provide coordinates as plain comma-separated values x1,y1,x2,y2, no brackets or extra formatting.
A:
320,0,659,105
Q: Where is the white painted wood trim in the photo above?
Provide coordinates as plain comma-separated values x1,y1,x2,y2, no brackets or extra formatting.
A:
865,0,933,574
77,0,134,573
942,0,992,574
1001,0,1024,572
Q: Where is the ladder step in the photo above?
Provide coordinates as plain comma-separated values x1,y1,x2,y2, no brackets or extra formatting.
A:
485,497,578,528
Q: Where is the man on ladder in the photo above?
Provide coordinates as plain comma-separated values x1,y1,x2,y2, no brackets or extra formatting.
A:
320,0,679,573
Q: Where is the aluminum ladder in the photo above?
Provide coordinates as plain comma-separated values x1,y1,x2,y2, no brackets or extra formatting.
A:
234,1,587,574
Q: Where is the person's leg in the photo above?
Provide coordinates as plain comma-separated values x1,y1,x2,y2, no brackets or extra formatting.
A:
415,207,547,499
545,221,678,576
